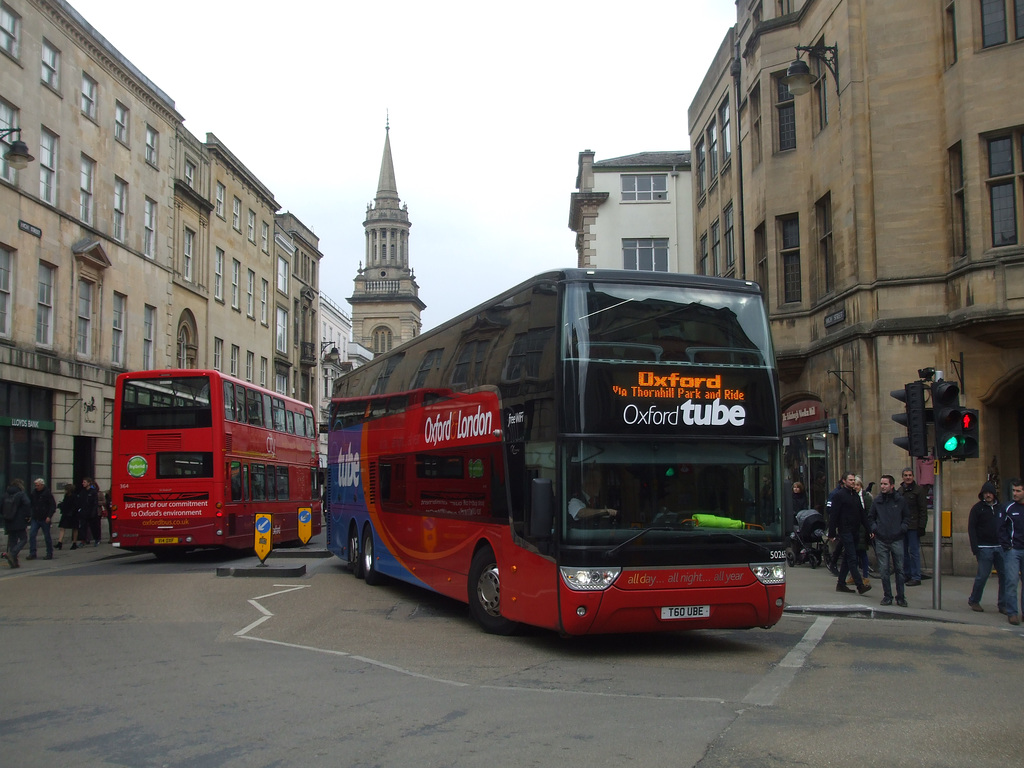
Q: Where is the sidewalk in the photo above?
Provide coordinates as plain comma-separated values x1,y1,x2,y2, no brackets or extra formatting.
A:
784,561,1014,626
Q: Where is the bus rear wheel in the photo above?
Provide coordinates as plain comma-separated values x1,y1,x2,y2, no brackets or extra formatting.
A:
468,547,518,635
349,526,363,578
362,527,383,586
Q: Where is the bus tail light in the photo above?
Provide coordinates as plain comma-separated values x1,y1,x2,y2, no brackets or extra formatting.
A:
751,563,786,586
559,566,620,591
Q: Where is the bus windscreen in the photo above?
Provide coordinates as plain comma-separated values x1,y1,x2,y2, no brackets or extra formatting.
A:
120,376,213,430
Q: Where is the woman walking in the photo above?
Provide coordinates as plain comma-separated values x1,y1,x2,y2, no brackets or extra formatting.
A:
55,483,79,550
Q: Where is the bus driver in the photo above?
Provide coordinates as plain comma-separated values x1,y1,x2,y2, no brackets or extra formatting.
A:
568,468,619,523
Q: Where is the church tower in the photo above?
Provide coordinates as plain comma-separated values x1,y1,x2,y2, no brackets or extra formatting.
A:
349,122,425,355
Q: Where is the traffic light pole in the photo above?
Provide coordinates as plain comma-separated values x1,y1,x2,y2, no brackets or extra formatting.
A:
931,461,942,610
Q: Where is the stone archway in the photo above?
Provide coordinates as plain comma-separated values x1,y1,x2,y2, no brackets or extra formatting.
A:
176,309,199,369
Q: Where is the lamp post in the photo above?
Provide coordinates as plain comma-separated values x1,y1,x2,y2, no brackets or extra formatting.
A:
320,341,340,365
783,43,839,99
1,128,34,170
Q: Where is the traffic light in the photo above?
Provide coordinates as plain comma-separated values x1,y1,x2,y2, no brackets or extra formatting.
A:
891,381,928,457
959,408,980,459
933,379,967,459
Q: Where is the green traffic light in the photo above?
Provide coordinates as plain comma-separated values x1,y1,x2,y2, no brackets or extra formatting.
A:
942,434,961,452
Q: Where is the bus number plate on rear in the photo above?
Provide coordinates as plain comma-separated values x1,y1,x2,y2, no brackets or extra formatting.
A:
661,605,710,620
154,537,179,544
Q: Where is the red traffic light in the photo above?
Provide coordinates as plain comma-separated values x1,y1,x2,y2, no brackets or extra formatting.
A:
961,411,974,430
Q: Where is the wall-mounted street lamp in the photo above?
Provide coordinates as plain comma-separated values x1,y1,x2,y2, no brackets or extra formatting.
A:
320,341,341,366
1,128,34,170
783,43,839,99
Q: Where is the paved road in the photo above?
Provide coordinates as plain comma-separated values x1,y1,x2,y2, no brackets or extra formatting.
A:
2,542,1021,767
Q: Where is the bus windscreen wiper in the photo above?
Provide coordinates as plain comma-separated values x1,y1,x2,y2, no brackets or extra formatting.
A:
603,527,673,558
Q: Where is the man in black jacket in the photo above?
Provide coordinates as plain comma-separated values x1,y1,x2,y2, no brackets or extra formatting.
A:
898,468,928,586
967,481,1006,613
869,474,909,607
827,471,872,595
27,478,57,560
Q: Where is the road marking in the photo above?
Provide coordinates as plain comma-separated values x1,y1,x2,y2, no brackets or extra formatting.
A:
235,585,309,638
741,615,832,707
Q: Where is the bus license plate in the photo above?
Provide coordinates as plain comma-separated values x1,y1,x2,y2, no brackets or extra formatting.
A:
154,537,179,544
661,605,710,620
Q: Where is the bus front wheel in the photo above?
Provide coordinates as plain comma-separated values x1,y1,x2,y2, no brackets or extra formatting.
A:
468,547,518,635
362,527,383,586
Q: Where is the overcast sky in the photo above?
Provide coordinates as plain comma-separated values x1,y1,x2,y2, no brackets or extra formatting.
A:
69,0,737,332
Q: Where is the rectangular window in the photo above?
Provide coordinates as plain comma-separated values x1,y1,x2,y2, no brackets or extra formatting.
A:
247,209,256,242
231,259,241,309
750,84,763,166
112,292,126,366
261,279,268,324
143,197,156,258
620,174,668,202
37,263,55,345
696,138,706,195
230,345,239,376
710,219,721,276
622,238,669,271
816,193,835,295
246,351,254,382
981,0,1007,47
755,222,768,308
215,182,225,218
0,246,10,337
0,98,17,182
214,248,224,300
39,128,57,204
276,306,288,353
184,159,195,189
79,154,95,224
1,2,19,58
988,135,1017,247
214,337,223,371
41,39,59,89
232,197,241,230
145,125,158,166
724,203,735,270
812,55,829,131
950,142,967,258
143,305,155,369
261,221,269,253
247,269,255,317
80,73,97,119
277,256,289,293
707,119,719,180
719,98,731,164
260,357,268,387
115,101,129,145
183,228,195,281
776,76,796,151
699,233,708,276
76,279,92,355
113,177,128,242
780,216,801,303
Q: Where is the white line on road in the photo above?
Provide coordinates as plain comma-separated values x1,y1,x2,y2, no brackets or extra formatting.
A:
741,615,832,707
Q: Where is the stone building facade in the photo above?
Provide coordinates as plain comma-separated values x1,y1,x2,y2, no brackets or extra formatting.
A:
0,0,321,492
689,0,1024,574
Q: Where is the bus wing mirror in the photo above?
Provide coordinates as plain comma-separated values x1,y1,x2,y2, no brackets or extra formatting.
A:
530,478,554,539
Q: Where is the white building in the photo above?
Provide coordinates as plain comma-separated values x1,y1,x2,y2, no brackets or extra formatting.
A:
569,150,695,274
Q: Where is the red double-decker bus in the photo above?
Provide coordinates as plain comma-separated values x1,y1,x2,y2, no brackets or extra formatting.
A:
327,270,787,636
110,369,321,556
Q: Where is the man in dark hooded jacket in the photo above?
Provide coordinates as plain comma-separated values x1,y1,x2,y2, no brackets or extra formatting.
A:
967,481,1006,614
868,474,909,607
2,479,32,568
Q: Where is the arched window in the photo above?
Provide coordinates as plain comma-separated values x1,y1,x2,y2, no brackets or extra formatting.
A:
372,326,393,355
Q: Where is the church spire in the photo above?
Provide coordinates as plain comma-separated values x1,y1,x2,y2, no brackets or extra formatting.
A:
375,119,400,206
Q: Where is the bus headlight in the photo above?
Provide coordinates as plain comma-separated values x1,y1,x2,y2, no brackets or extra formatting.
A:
559,566,620,591
751,562,786,585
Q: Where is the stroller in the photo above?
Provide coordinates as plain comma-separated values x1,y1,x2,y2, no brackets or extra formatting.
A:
787,509,828,568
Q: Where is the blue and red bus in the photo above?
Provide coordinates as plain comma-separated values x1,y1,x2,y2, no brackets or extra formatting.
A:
110,369,321,555
327,270,786,635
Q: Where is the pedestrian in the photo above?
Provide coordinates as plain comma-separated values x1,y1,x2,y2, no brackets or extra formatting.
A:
26,478,56,560
897,467,928,586
998,478,1024,626
2,478,32,568
77,477,99,547
823,478,847,575
967,481,1007,614
55,483,78,550
827,471,872,595
868,474,909,607
791,481,809,513
847,475,873,585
